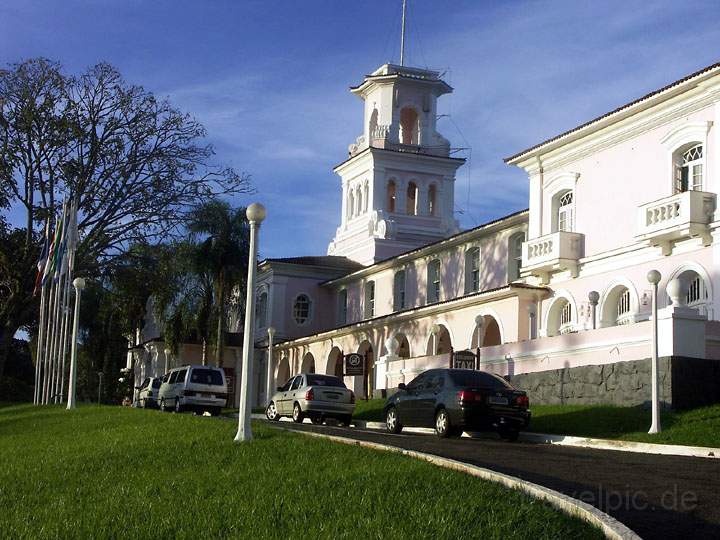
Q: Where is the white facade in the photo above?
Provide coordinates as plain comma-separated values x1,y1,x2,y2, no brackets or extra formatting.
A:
255,61,720,408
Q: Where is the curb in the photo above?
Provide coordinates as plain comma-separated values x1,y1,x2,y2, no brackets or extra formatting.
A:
250,414,720,460
269,423,640,540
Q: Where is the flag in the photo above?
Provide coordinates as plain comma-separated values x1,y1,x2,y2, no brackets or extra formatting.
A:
33,221,50,296
42,204,64,286
52,203,68,282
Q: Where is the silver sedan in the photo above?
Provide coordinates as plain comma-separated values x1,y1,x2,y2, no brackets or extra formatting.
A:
266,373,355,425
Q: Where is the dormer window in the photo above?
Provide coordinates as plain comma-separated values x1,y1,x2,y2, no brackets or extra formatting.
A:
674,144,703,193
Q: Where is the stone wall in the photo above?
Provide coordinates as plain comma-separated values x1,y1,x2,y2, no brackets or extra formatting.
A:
507,356,720,410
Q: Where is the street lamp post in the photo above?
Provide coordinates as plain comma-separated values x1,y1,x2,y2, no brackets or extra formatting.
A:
66,277,85,410
265,327,276,409
588,291,599,330
164,348,171,374
97,372,103,404
235,203,266,442
647,270,661,434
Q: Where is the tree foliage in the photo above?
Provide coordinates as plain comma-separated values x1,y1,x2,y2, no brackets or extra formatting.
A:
0,58,252,378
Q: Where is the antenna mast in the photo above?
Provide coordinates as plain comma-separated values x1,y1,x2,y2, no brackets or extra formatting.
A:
400,0,407,66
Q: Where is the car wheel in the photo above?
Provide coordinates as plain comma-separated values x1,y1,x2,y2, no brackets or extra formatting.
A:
385,407,403,434
435,408,451,438
339,414,353,427
174,398,183,414
266,401,280,421
292,403,304,423
209,407,221,417
160,398,167,412
310,416,324,425
499,427,520,442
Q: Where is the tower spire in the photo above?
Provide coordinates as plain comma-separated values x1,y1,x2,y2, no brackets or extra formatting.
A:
400,0,407,66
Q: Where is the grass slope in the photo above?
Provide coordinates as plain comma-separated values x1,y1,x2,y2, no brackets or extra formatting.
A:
350,399,720,448
0,404,601,539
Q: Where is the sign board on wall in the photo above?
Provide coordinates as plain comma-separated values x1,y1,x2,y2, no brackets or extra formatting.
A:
452,350,477,370
344,353,365,376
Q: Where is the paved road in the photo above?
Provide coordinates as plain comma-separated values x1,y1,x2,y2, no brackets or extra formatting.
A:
261,420,720,540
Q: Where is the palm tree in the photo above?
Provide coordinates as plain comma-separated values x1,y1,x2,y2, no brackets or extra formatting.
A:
187,200,250,367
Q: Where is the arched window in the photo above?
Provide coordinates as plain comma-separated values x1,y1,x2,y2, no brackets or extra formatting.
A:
616,288,631,325
399,107,419,145
387,180,396,213
556,191,574,232
428,184,437,216
356,186,362,216
508,232,525,282
547,297,574,337
686,274,708,314
464,247,480,294
369,108,379,141
674,144,704,193
364,280,375,319
393,270,406,311
427,259,441,304
363,182,369,213
293,294,311,325
406,182,418,215
348,190,355,220
256,291,268,329
560,301,573,334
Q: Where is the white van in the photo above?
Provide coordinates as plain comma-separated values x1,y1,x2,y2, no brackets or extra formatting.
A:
157,365,227,416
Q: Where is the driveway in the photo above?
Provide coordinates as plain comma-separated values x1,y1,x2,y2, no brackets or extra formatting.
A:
261,419,720,540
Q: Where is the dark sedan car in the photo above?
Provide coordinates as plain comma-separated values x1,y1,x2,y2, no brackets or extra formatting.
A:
383,368,530,440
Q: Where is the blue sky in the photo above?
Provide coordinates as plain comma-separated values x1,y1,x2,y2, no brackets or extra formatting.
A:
2,0,720,259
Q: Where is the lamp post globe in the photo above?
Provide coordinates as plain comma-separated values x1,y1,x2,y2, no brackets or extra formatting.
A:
246,203,266,223
647,270,661,285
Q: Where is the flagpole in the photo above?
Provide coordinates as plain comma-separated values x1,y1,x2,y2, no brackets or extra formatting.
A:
42,279,56,404
48,276,62,403
53,273,66,403
34,284,48,405
58,257,73,402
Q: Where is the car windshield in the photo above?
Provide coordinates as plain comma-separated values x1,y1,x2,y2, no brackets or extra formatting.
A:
152,379,161,389
190,368,223,386
306,374,346,388
449,370,512,390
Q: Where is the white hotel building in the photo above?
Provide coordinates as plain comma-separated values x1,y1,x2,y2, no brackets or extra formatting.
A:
140,60,720,409
253,61,720,409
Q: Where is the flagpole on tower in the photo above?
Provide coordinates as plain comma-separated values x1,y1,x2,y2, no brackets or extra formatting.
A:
400,0,407,67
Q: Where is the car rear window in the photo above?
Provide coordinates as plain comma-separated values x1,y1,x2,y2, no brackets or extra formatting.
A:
152,379,161,389
190,368,224,386
449,370,511,390
306,374,346,388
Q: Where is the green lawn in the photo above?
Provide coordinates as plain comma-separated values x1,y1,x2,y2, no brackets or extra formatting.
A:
0,404,602,539
529,403,720,448
351,398,720,448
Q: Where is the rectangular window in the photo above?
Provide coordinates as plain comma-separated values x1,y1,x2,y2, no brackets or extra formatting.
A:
692,164,703,191
465,248,480,294
364,281,375,319
338,289,348,325
393,270,406,311
427,259,441,304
